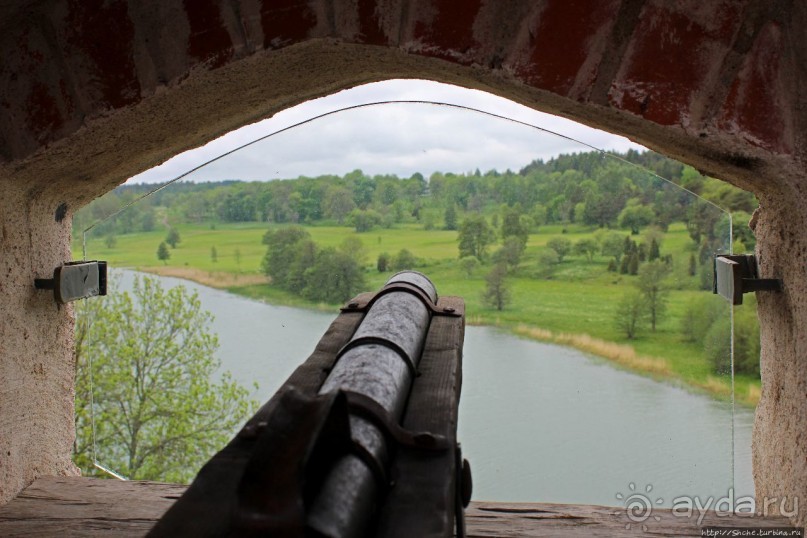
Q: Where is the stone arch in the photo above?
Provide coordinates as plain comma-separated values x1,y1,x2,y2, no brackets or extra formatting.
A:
1,1,805,524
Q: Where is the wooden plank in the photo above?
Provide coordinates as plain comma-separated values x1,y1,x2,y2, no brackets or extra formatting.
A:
375,296,466,537
0,477,184,537
465,501,795,537
0,478,797,537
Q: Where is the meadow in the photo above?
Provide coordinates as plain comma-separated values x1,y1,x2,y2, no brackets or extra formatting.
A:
75,219,760,406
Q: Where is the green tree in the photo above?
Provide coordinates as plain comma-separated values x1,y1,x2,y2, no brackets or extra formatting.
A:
459,256,480,277
302,247,365,303
619,254,629,274
377,252,390,272
534,249,559,279
531,204,547,227
393,249,417,271
704,298,760,377
614,290,646,339
625,252,639,275
599,231,625,263
157,242,170,264
73,276,256,482
104,234,117,249
494,236,526,272
444,204,458,231
323,185,357,224
261,227,312,288
458,215,496,260
166,228,181,248
338,236,367,267
348,209,382,232
618,199,655,234
574,238,599,262
680,295,726,344
636,260,671,331
546,237,572,262
285,239,318,294
648,238,660,261
501,206,528,243
482,263,510,311
210,246,218,263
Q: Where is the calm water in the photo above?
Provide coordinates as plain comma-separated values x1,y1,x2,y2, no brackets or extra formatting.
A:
113,270,754,506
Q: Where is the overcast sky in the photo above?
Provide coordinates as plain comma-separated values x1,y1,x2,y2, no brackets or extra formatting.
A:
127,79,646,185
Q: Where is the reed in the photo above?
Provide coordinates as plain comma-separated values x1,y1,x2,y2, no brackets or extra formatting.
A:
513,324,672,377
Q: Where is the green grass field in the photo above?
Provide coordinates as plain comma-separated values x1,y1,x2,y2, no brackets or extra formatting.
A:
74,220,760,406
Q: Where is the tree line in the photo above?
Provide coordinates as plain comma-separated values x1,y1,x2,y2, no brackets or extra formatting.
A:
76,150,756,251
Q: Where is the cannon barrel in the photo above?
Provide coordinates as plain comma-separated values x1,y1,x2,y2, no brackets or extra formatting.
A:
148,271,468,538
308,272,437,537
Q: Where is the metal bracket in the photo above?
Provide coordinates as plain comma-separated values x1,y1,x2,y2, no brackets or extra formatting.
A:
341,284,463,317
713,255,782,305
34,261,107,304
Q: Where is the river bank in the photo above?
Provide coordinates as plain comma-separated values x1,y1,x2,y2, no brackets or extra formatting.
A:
138,264,759,407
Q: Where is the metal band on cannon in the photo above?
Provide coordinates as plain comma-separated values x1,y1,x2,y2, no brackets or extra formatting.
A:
148,271,468,538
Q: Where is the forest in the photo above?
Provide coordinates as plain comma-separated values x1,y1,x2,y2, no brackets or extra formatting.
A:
74,149,761,405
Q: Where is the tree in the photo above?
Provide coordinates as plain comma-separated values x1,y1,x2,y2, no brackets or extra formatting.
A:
323,185,357,224
393,249,417,271
628,252,640,275
680,295,726,344
546,237,572,262
104,234,117,249
614,290,646,339
459,256,480,277
166,228,181,248
618,199,655,234
534,249,559,279
261,226,312,287
348,209,382,232
73,275,256,482
494,236,526,272
704,298,760,377
599,232,625,263
302,247,365,304
444,204,458,230
338,236,367,267
574,238,599,262
458,215,496,260
377,252,390,272
648,238,660,261
482,263,511,311
636,260,671,331
210,246,218,263
501,207,528,243
157,242,170,264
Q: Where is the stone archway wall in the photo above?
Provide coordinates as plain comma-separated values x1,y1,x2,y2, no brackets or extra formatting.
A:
1,1,805,524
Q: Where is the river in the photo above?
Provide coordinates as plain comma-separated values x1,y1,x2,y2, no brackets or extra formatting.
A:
113,270,754,507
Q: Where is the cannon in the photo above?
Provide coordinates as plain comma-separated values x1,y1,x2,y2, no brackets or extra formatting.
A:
149,271,470,538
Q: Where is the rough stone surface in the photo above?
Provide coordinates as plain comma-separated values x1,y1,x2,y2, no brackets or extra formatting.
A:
0,179,79,504
752,188,807,523
0,0,806,526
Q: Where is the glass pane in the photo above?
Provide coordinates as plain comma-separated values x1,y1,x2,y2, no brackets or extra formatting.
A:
74,100,746,509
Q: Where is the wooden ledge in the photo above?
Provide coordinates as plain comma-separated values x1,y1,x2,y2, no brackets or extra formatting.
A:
0,477,797,537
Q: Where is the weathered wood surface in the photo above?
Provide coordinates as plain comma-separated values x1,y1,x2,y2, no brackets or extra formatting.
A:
0,477,184,536
465,502,796,537
0,477,798,537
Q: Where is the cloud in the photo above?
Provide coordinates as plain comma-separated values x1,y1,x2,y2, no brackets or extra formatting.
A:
128,80,646,184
